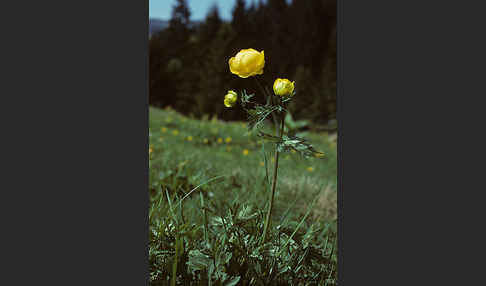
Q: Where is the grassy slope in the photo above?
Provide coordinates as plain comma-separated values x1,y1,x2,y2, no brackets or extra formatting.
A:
149,106,337,223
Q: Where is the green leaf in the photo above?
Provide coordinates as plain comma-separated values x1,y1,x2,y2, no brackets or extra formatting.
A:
187,250,212,274
246,104,279,130
225,276,241,286
278,135,325,158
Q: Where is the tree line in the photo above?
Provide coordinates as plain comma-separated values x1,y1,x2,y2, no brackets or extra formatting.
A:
149,0,336,125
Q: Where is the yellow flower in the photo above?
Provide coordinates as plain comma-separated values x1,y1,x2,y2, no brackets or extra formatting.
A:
217,138,223,144
161,127,167,133
225,137,232,143
228,49,265,78
172,130,179,136
307,167,314,172
149,147,153,154
243,149,249,156
273,78,295,97
224,90,238,108
187,136,193,141
314,152,325,158
203,138,209,144
259,161,265,167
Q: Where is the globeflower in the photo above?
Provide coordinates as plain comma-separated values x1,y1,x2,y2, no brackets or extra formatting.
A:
273,78,295,97
224,90,238,108
228,49,265,78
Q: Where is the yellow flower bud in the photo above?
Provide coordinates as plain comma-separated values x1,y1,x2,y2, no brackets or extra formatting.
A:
225,137,232,143
224,90,238,108
273,78,295,97
228,49,265,78
307,167,314,172
243,149,249,156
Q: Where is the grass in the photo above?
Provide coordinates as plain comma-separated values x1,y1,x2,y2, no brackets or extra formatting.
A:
149,106,338,285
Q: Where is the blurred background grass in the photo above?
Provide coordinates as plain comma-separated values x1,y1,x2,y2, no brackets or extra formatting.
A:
149,106,337,224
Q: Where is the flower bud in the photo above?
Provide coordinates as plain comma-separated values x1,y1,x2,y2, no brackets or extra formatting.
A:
273,78,295,97
224,90,238,108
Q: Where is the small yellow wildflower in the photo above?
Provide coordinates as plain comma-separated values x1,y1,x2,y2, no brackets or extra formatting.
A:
273,78,295,97
161,127,167,133
203,138,209,144
217,138,223,144
228,49,265,78
307,167,314,172
172,130,179,136
225,137,232,143
259,161,265,167
224,90,238,108
271,157,275,162
149,147,153,154
187,136,193,141
243,149,249,156
314,152,325,158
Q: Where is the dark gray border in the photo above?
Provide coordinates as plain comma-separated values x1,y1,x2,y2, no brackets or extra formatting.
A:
2,0,149,284
338,0,486,284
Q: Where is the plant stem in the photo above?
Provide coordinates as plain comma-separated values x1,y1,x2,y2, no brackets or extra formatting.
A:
255,78,279,132
262,108,285,244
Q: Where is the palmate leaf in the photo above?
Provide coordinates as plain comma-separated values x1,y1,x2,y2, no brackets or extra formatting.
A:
278,135,325,158
246,104,279,130
257,132,324,158
240,89,255,107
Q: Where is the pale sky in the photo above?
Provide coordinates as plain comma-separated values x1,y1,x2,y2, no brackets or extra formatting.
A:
149,0,260,20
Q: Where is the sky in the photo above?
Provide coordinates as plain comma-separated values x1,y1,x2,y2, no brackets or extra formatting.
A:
149,0,260,21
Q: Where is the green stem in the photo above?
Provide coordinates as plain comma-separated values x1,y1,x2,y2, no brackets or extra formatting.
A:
255,78,279,132
262,108,285,244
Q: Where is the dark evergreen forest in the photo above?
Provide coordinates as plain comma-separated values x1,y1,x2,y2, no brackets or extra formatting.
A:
150,0,336,126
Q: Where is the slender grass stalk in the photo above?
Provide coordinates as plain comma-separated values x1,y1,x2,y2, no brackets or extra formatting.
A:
262,109,285,243
200,192,208,243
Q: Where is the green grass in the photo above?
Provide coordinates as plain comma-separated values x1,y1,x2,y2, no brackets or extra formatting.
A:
149,106,338,285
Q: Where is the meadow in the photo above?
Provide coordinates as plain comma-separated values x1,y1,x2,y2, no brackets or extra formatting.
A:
149,106,338,285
